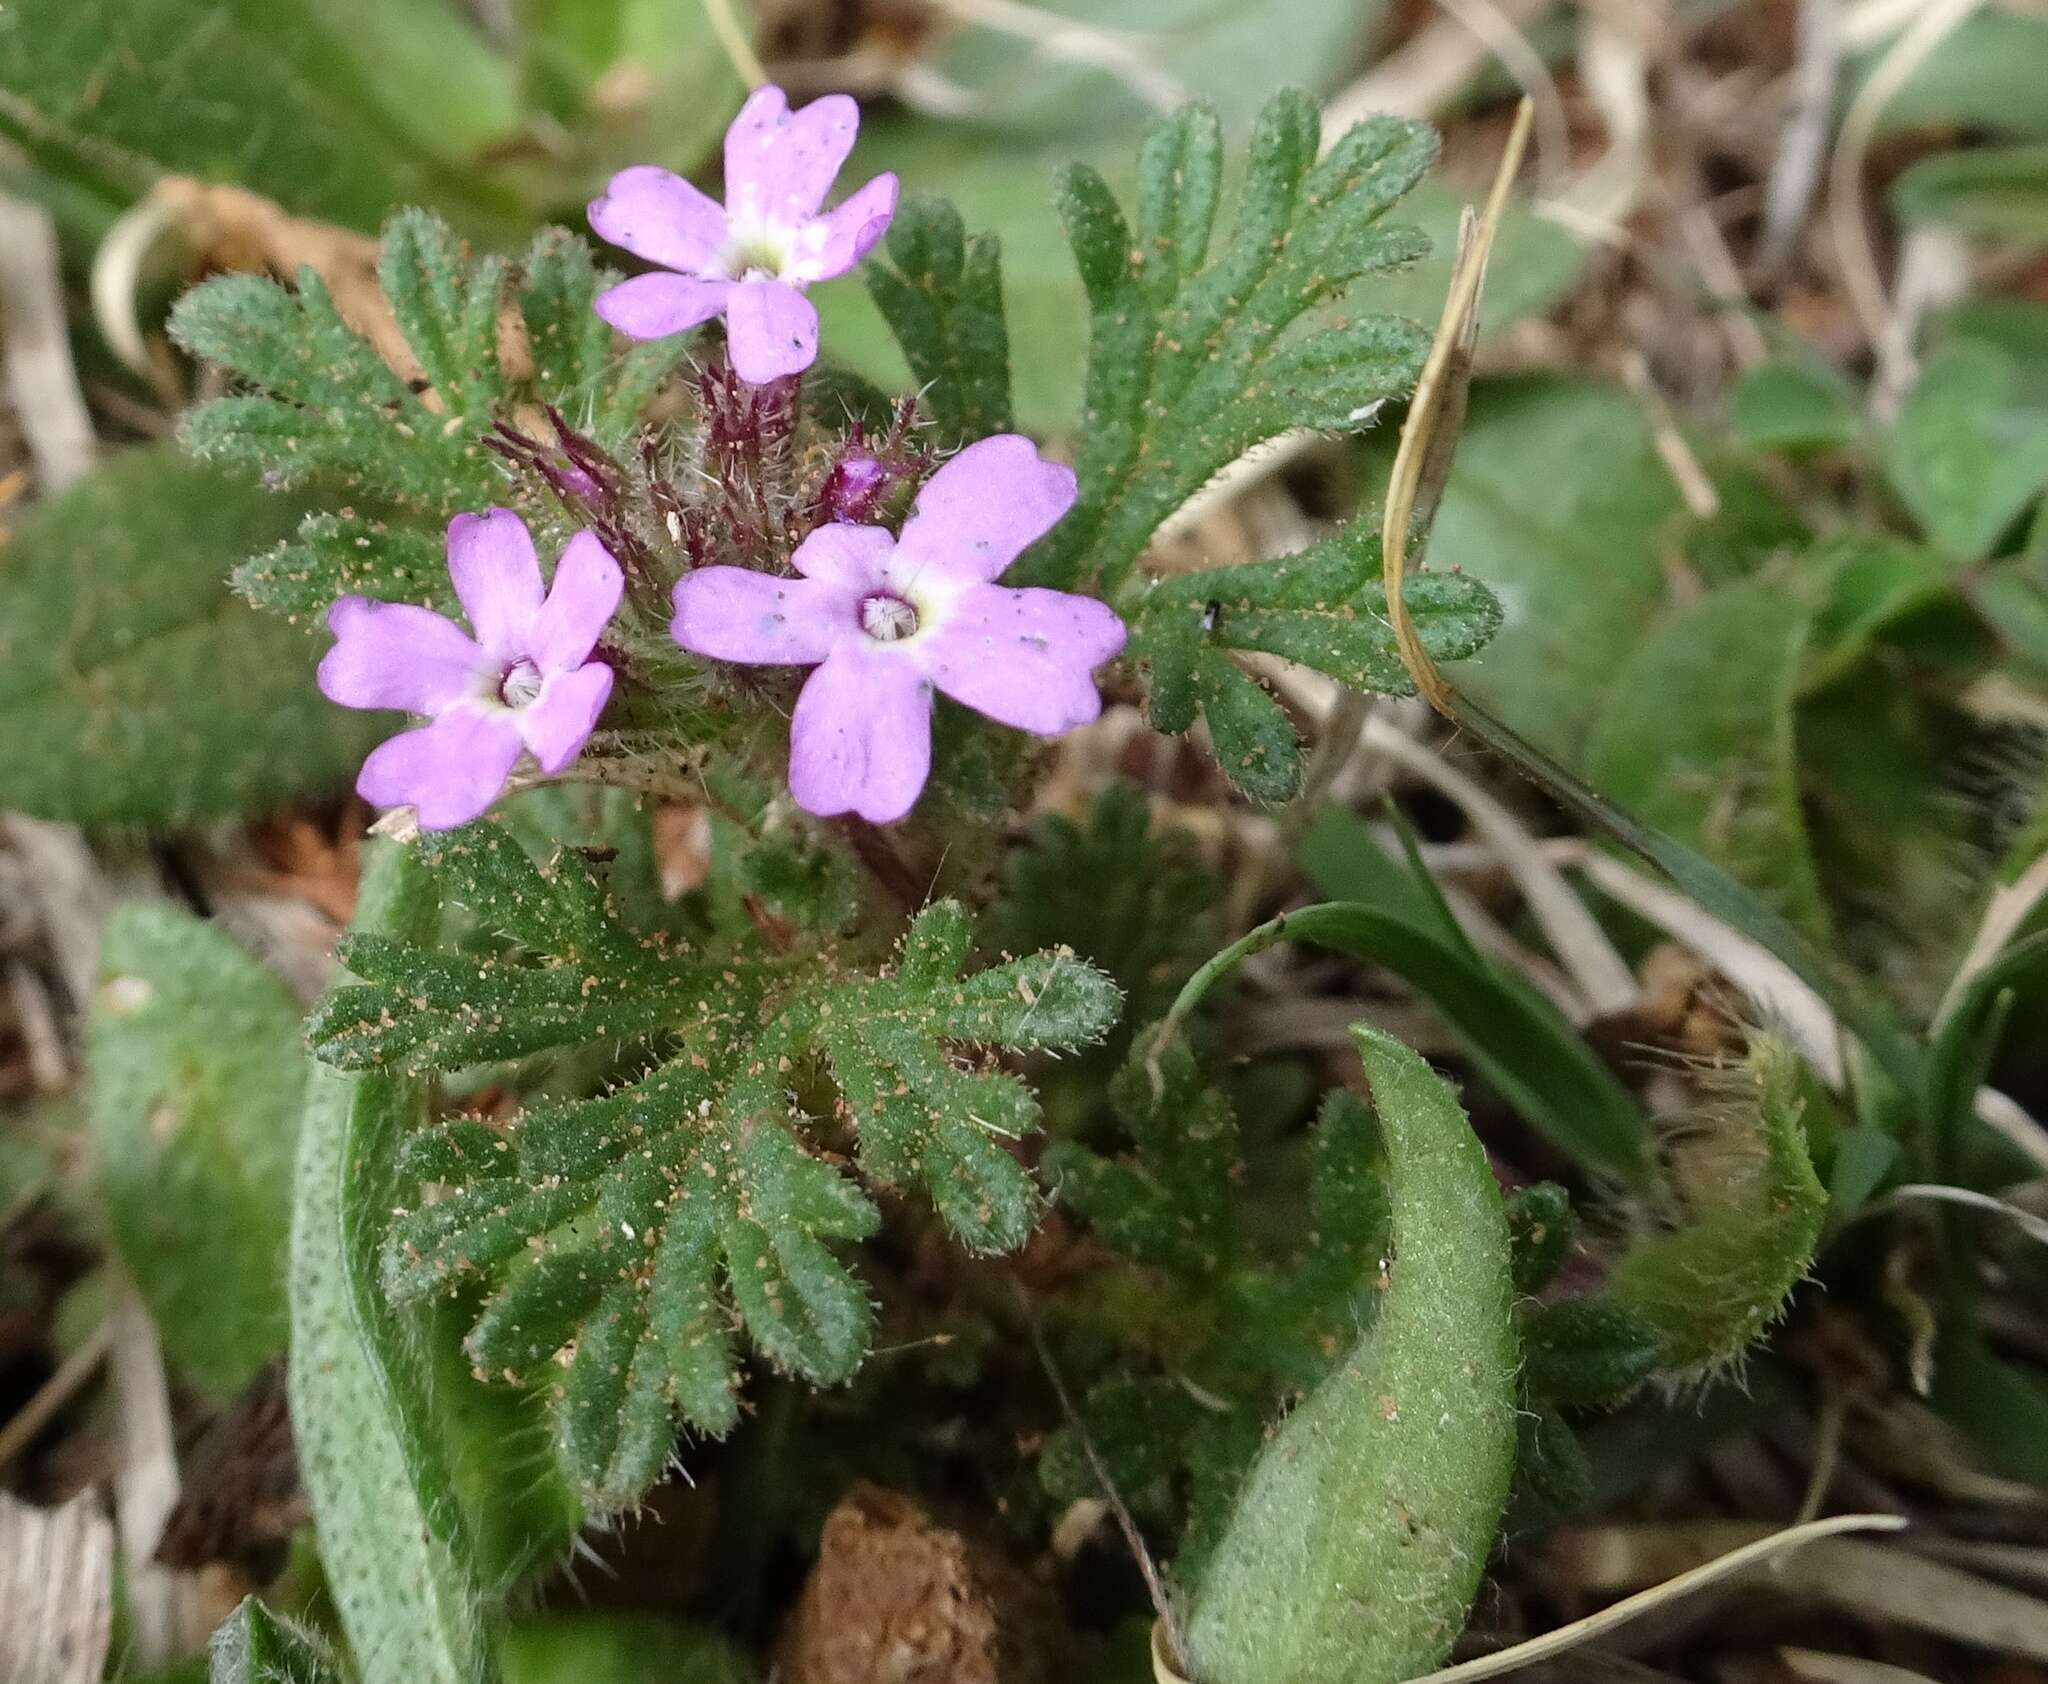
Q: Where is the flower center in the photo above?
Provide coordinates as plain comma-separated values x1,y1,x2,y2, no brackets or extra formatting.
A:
499,658,544,708
859,593,919,643
728,235,789,283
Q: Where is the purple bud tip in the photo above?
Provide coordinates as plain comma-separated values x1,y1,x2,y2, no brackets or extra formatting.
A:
821,451,890,522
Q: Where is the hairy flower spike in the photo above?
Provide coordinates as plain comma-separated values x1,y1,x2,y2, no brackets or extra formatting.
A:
589,86,898,384
318,510,622,829
670,436,1126,824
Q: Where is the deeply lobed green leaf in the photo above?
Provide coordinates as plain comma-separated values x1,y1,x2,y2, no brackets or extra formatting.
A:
172,211,679,619
862,194,1013,444
1129,525,1502,798
320,827,1119,1508
1015,95,1436,597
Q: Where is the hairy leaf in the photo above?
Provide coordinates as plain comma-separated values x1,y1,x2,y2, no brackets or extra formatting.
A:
862,194,1012,445
1603,1038,1826,1377
173,212,680,619
1017,96,1435,595
210,1598,347,1684
1130,526,1502,798
322,824,1118,1508
1048,1035,1239,1280
289,844,500,1684
1183,1026,1518,1684
90,905,305,1400
0,447,385,822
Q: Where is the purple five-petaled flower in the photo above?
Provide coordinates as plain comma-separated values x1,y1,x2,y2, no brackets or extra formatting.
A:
588,85,897,386
318,509,623,830
671,435,1125,825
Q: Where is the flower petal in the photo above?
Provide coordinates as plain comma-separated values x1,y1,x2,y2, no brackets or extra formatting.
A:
588,165,729,272
725,86,858,224
672,566,853,665
528,532,624,674
447,508,544,659
724,278,818,383
891,435,1078,585
518,663,614,773
787,646,932,824
789,172,898,282
594,273,730,341
318,596,482,715
789,521,895,589
918,585,1126,734
355,708,523,830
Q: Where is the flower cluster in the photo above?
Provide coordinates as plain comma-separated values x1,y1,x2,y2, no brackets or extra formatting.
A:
320,85,1124,831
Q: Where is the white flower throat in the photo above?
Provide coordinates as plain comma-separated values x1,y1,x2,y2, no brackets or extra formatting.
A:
859,593,919,643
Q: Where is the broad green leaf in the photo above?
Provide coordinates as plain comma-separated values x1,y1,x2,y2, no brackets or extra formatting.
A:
289,843,499,1684
209,1599,346,1684
513,0,747,189
1805,537,1959,689
1858,9,2048,142
1183,1025,1517,1684
1403,375,1681,759
1884,339,2048,562
89,906,304,1400
1934,297,2048,406
1586,579,1828,936
902,0,1390,143
0,0,529,237
1894,144,2048,246
0,446,385,823
1730,357,1864,452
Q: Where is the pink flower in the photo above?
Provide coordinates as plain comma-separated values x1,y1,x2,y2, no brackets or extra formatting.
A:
671,436,1126,824
588,86,898,386
319,510,623,830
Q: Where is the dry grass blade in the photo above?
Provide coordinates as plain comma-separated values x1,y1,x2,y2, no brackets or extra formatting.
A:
1382,97,1535,715
1555,1519,2048,1662
1361,718,1639,1018
1573,848,1848,1085
1778,1650,1941,1684
0,1492,115,1684
0,1321,113,1474
1933,848,2048,1032
108,1281,206,1666
704,0,767,88
1756,0,1843,280
0,191,98,493
1825,0,1982,379
1413,1515,1907,1684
